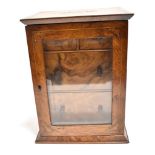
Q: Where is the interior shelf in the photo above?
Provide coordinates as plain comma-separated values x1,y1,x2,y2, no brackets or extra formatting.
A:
47,89,112,93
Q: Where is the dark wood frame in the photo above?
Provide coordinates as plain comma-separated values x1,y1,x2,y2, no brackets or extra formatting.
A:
25,21,129,143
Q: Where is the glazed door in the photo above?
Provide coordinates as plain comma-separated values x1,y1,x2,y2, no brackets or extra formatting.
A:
44,37,113,125
30,22,127,136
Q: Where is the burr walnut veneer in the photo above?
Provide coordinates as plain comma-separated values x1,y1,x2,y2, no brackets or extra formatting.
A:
20,8,133,143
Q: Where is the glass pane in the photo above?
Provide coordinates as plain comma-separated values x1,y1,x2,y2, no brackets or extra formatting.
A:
43,38,113,125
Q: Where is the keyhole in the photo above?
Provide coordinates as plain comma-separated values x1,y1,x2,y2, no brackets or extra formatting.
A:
38,85,42,91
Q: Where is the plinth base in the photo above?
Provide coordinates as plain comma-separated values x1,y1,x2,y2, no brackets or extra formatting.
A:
35,127,129,144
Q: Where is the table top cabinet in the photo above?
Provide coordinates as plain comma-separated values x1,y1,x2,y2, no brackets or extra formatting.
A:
20,8,133,143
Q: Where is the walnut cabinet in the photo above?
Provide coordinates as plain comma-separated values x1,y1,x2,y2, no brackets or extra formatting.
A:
20,8,133,143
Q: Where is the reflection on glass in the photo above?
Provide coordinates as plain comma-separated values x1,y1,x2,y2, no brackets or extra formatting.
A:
44,48,112,125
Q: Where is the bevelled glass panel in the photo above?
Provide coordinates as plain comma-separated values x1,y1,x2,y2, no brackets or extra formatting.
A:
43,38,113,125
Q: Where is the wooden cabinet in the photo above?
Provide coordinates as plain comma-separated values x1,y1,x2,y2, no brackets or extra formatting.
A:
20,8,133,143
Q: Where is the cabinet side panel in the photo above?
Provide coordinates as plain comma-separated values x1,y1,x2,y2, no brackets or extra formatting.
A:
119,22,128,132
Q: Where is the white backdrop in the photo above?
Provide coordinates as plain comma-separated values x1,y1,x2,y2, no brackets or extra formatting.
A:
0,0,155,154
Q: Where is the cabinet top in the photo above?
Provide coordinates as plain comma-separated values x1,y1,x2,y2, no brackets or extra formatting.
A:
20,7,134,25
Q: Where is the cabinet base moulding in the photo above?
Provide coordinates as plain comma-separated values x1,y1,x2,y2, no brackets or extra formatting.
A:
35,127,129,144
